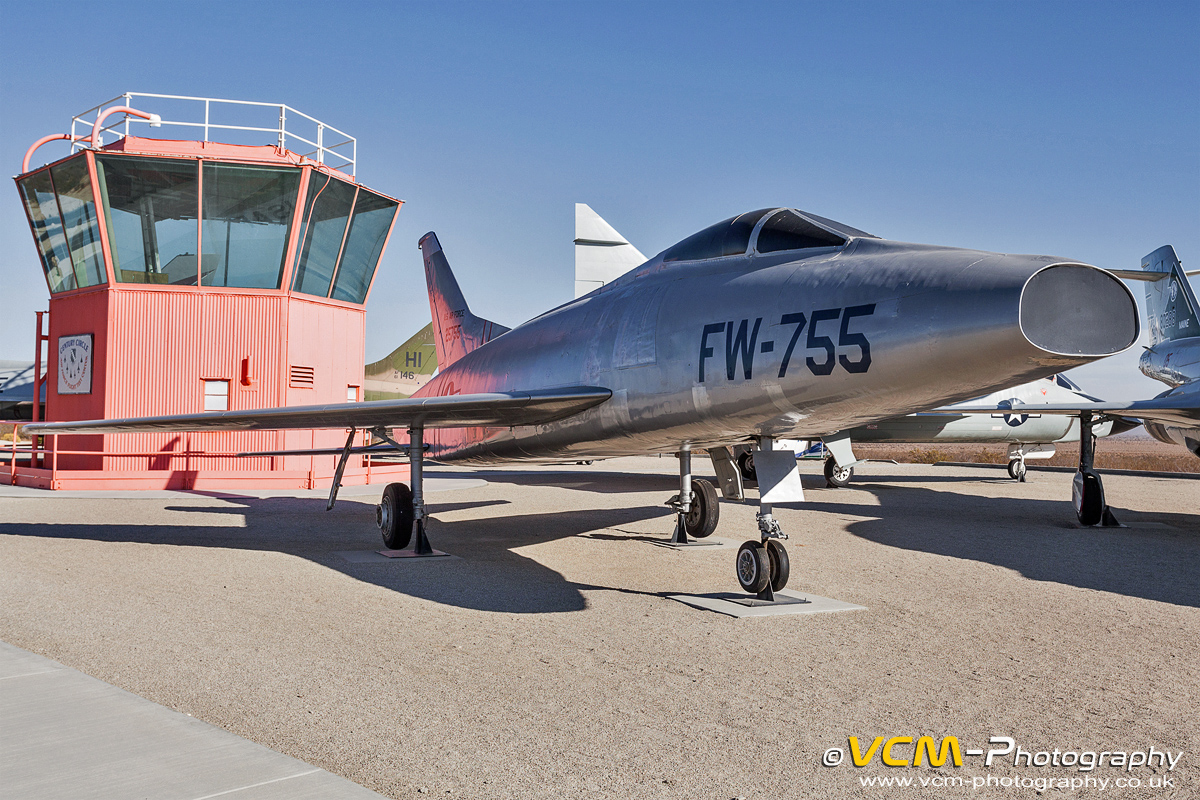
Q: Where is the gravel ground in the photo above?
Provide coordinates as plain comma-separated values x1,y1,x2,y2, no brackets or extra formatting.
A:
1,457,1197,799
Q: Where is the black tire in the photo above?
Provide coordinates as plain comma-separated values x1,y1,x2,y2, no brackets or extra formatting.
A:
737,451,757,482
378,482,414,549
735,541,771,594
1007,459,1027,481
766,539,790,592
824,457,854,488
683,478,720,538
1073,469,1105,527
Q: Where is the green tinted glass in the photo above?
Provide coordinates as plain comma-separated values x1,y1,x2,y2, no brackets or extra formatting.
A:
291,174,356,298
330,191,397,304
202,164,300,289
18,170,76,293
98,156,200,285
49,157,107,289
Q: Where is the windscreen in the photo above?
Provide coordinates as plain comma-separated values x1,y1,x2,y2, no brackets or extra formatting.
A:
662,209,773,262
755,209,846,253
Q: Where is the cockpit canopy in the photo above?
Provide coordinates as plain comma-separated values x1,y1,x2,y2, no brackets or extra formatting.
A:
661,207,877,263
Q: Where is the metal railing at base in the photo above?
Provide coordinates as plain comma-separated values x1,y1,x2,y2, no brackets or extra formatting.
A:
2,424,400,487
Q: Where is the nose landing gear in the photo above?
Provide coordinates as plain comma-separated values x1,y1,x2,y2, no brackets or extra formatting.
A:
1007,458,1027,482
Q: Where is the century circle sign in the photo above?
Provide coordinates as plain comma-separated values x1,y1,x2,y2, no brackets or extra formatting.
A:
57,334,93,395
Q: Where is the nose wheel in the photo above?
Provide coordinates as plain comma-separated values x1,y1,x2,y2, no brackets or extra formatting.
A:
1007,458,1027,481
735,539,791,598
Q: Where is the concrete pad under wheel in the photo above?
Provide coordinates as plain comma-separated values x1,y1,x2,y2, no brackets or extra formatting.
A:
334,550,455,563
667,588,866,618
647,538,726,549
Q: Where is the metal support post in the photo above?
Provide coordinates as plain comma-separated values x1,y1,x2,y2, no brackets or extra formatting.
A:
1075,412,1121,527
670,447,692,544
409,426,433,555
326,427,356,511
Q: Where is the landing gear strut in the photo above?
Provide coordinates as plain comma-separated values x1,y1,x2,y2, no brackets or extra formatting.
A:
1074,411,1121,527
737,437,792,600
665,447,720,545
376,425,445,555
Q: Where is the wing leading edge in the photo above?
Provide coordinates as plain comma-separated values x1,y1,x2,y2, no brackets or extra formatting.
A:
23,387,612,435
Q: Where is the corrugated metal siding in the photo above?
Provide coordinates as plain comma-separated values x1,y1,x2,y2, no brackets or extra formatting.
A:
45,288,369,479
285,298,367,477
102,290,286,472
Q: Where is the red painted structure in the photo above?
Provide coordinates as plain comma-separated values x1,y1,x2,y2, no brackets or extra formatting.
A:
8,100,409,490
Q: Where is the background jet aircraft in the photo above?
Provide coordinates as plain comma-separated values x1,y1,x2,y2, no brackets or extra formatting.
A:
735,375,1135,487
28,208,1140,598
576,206,1137,488
574,203,646,298
950,245,1199,526
364,323,439,400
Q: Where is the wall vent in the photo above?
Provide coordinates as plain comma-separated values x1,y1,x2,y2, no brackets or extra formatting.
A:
289,365,315,387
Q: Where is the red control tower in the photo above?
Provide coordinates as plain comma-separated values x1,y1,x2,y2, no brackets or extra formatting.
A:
12,93,407,490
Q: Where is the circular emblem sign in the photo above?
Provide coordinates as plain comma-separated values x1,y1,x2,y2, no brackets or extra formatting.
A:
57,334,93,395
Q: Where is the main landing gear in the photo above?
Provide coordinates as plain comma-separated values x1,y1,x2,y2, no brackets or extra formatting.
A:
373,425,442,555
824,456,854,488
665,447,720,544
1074,412,1121,528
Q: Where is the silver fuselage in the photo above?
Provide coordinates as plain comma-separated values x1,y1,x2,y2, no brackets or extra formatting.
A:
1139,338,1200,454
417,238,1136,463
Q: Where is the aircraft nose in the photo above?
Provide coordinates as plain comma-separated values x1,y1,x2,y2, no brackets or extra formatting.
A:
1019,263,1139,356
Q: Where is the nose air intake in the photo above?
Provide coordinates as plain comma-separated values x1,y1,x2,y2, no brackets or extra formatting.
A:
1019,264,1139,356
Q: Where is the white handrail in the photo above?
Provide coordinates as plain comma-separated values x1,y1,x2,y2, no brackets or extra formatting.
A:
68,92,357,176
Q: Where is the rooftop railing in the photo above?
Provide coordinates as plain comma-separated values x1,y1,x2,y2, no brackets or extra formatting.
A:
71,92,357,176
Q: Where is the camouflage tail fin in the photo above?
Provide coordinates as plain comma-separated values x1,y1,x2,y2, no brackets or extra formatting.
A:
418,232,510,370
1141,245,1199,345
363,323,438,400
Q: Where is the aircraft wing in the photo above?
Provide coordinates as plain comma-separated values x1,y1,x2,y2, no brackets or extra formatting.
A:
942,386,1200,428
23,387,612,435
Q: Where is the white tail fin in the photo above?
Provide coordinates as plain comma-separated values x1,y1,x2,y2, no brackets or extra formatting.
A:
574,204,646,298
418,232,510,370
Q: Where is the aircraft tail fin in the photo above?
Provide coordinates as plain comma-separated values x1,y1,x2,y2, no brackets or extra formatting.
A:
363,322,438,400
419,232,510,370
1141,245,1199,345
574,204,646,298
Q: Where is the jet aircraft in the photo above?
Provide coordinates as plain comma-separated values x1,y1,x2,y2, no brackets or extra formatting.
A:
574,207,1135,488
27,208,1142,598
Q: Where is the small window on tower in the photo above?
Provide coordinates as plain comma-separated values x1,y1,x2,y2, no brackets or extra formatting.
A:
203,380,230,412
347,385,359,402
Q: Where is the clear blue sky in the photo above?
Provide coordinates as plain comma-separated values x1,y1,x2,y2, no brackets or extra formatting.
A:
1,0,1196,400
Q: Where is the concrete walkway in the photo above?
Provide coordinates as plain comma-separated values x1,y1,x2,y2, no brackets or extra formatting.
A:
0,641,384,800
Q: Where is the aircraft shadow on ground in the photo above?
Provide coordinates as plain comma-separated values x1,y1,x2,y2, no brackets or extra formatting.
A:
0,494,673,615
803,483,1200,609
439,468,681,494
5,467,1196,612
